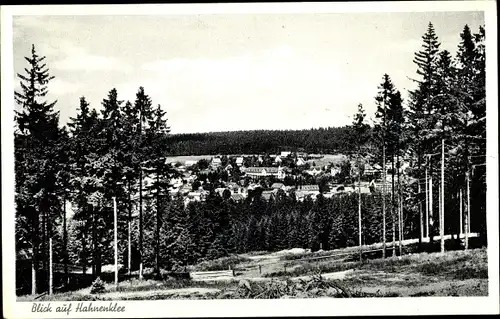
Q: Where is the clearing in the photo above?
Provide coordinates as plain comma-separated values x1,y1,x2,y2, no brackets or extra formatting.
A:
18,244,488,300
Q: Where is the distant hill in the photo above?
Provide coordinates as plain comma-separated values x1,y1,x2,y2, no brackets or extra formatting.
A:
164,126,367,156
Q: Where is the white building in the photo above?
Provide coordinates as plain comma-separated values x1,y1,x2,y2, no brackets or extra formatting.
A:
236,157,244,167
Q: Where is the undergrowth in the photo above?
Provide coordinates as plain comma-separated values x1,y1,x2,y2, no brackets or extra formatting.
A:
192,255,252,271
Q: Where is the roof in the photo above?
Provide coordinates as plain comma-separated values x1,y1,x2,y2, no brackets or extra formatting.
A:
231,194,245,201
262,190,275,201
295,191,316,198
271,182,285,189
244,167,282,174
212,158,222,163
236,157,244,163
299,184,320,191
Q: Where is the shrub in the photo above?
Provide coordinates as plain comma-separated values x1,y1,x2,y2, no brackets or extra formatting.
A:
193,255,251,271
219,275,354,299
90,277,106,294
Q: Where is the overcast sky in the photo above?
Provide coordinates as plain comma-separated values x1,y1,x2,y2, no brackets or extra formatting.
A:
12,11,484,134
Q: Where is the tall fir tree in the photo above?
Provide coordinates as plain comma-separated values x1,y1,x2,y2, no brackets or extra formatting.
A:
15,44,61,295
408,22,442,245
134,86,154,279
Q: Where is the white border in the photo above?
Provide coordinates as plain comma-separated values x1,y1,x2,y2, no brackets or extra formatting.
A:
1,1,499,318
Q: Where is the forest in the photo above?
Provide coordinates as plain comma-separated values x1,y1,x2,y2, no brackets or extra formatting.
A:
14,22,486,294
165,126,359,156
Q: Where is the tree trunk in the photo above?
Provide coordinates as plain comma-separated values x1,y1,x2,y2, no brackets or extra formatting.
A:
425,165,428,240
440,138,445,253
92,204,97,279
358,161,362,262
139,168,143,279
155,165,161,277
391,155,395,257
63,194,68,286
42,207,47,281
128,180,132,275
31,207,39,295
465,171,470,250
429,164,434,244
382,145,387,258
82,218,87,275
397,153,402,256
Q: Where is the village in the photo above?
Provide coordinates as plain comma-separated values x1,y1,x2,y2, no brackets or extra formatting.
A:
140,151,411,206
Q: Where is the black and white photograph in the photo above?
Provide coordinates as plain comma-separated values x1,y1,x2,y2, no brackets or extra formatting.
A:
1,1,498,317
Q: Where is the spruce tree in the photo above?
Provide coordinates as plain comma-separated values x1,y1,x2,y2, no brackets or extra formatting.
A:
15,44,60,295
408,22,442,245
134,87,154,278
374,73,396,257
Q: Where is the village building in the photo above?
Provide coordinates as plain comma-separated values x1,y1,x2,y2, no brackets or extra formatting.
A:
235,157,244,167
243,166,287,179
185,160,197,167
211,157,222,169
330,166,341,176
304,167,322,176
274,156,282,164
296,157,306,166
299,184,320,192
363,163,377,178
295,184,320,198
271,182,285,190
231,193,245,202
262,190,277,201
280,151,292,157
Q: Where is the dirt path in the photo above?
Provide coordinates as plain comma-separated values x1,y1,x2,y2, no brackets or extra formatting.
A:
94,287,221,300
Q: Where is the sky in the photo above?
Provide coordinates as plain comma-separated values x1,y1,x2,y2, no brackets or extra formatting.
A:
12,11,485,134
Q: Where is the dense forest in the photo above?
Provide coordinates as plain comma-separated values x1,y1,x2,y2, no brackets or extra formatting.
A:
165,127,360,155
14,22,486,294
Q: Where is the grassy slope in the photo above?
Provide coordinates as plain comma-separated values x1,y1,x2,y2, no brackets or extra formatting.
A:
18,248,488,300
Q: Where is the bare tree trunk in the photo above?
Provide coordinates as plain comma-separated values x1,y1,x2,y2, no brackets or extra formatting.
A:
63,194,68,286
382,145,387,258
391,155,396,257
440,139,445,253
128,180,132,276
82,219,87,275
397,152,402,256
139,168,143,279
155,166,161,277
358,163,362,262
425,165,428,239
31,207,39,295
92,204,97,279
42,208,47,282
138,110,144,280
459,189,463,236
429,167,434,244
49,238,53,295
465,171,470,250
